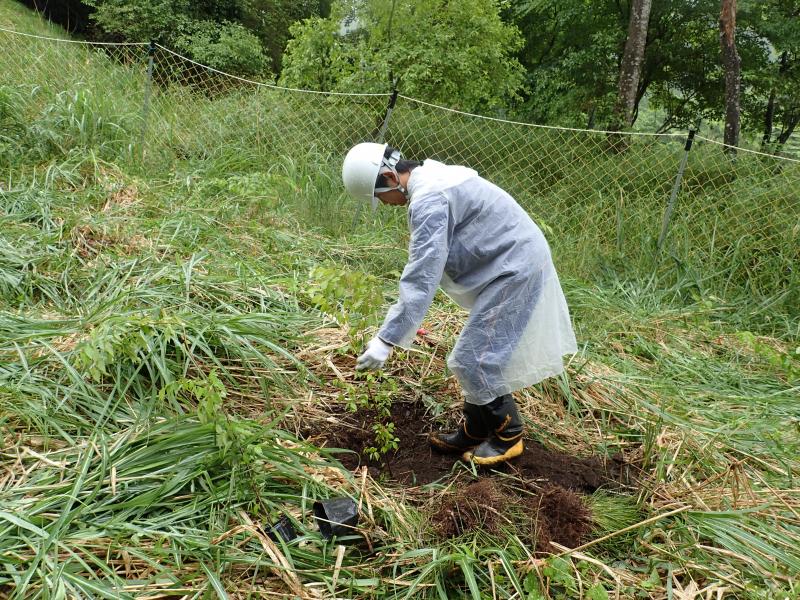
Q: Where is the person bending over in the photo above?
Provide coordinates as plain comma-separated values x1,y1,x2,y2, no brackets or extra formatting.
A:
341,143,577,466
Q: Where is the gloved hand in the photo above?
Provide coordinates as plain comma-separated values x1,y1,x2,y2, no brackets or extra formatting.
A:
356,337,393,371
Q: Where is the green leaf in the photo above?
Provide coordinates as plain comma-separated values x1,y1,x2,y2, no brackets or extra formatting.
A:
587,584,609,600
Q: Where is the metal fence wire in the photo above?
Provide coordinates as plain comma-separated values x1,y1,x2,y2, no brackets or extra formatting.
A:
1,27,798,304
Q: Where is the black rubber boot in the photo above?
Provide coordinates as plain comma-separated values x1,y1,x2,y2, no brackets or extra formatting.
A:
429,402,488,453
463,395,524,466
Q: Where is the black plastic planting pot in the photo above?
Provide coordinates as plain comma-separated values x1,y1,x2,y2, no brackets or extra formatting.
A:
266,515,296,543
313,497,359,539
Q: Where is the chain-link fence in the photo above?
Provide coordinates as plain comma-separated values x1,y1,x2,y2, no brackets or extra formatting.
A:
2,26,798,305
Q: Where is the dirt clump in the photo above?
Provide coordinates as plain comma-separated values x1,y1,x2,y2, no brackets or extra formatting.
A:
527,485,593,553
430,479,594,554
432,479,508,538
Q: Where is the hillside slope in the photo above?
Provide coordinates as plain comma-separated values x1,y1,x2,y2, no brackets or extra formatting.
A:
0,3,798,598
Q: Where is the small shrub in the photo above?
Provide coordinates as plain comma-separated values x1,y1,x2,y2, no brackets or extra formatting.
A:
306,264,384,345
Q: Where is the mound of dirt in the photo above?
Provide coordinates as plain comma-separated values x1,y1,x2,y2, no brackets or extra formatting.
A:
528,485,593,552
431,479,594,553
317,400,631,491
432,479,508,538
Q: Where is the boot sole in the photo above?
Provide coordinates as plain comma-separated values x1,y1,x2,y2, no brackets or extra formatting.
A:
463,440,524,466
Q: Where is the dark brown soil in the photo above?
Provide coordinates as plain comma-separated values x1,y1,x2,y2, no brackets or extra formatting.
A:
316,400,466,485
431,479,594,554
432,479,507,538
528,485,593,552
317,400,631,492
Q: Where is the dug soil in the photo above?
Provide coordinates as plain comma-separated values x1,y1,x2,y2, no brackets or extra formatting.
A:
316,400,632,491
431,479,594,553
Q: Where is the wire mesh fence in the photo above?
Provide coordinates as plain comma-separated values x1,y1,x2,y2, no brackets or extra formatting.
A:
1,26,798,304
144,45,389,165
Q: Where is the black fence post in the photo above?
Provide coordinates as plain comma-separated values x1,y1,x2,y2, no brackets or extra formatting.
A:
354,86,400,229
657,129,695,252
377,87,399,143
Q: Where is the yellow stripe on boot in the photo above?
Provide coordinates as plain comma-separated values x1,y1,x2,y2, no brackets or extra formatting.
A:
463,439,524,466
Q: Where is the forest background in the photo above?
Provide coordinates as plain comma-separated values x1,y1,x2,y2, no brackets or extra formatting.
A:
19,0,800,153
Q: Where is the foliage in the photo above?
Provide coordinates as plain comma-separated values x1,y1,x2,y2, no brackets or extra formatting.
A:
306,264,384,343
645,0,772,132
83,0,184,42
740,0,800,147
524,557,610,600
239,0,333,72
280,0,526,112
84,0,271,77
174,20,268,77
508,0,799,146
736,331,800,382
160,370,244,461
74,311,179,383
508,0,621,126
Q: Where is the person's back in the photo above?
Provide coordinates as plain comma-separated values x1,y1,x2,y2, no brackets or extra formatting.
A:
406,160,552,307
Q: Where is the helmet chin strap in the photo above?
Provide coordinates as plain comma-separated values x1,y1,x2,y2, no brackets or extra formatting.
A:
375,149,410,200
374,168,409,200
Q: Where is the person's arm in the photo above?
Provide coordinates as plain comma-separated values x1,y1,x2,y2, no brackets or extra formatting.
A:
378,195,450,348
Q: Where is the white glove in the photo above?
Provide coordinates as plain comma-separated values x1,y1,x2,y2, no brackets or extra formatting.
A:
356,337,393,371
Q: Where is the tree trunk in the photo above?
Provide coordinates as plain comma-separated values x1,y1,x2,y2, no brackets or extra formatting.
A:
777,112,799,147
719,0,741,154
762,89,776,149
609,0,652,131
763,51,789,150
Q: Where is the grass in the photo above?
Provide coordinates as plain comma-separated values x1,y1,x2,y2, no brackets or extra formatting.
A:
1,2,799,598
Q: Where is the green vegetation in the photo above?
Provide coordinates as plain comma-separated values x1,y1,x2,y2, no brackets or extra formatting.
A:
280,0,525,112
82,0,330,75
1,3,799,598
15,0,800,152
509,0,800,142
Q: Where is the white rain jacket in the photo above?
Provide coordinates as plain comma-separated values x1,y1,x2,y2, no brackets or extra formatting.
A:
377,160,577,405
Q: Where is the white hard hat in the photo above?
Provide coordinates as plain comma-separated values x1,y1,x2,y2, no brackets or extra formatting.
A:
342,142,400,209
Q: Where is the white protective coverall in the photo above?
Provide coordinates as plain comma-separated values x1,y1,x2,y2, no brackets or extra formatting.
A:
377,160,578,405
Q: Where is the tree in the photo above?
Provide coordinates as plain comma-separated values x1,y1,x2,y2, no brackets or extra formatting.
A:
508,0,777,138
82,0,270,77
508,0,620,126
745,0,800,152
610,0,652,131
46,1,329,78
280,0,525,113
508,0,717,130
235,0,332,73
719,0,741,151
642,0,766,136
759,51,787,148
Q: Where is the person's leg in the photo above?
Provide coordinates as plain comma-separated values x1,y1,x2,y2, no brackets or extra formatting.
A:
436,273,540,463
446,277,520,402
429,400,487,452
463,394,524,465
